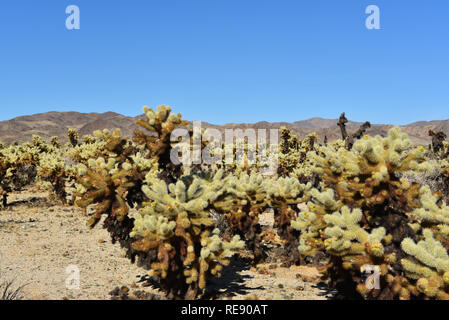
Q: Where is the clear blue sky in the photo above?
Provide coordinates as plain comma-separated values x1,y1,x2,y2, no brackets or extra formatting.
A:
0,1,448,124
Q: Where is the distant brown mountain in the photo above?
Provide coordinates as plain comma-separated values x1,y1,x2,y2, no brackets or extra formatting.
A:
0,111,447,146
0,111,141,143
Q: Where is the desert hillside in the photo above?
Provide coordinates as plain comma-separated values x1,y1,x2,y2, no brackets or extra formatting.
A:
0,111,447,145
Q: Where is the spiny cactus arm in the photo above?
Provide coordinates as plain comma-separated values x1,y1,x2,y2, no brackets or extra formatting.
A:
74,156,143,228
292,210,326,256
402,230,449,274
134,105,187,148
197,229,244,288
411,186,449,225
401,229,449,299
290,188,342,256
308,188,342,213
263,177,311,206
323,206,386,257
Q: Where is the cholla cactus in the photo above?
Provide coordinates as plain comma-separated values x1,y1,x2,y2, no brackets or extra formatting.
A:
337,112,371,150
130,170,244,299
0,143,40,206
82,135,95,144
72,128,149,212
310,127,430,202
92,129,135,163
400,229,449,299
278,128,318,181
0,156,12,207
133,105,188,183
264,177,311,265
74,155,145,228
37,152,75,204
291,188,340,256
68,140,107,164
50,136,61,148
32,135,52,153
67,129,130,165
428,130,447,156
67,128,79,147
290,128,449,299
434,157,449,199
213,171,269,263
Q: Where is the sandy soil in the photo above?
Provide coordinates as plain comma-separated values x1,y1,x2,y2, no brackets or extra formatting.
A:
0,188,333,300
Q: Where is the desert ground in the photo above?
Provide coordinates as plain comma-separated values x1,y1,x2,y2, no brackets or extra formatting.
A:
0,186,334,300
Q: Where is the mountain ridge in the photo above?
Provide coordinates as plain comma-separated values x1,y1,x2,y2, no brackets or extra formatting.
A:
0,111,447,145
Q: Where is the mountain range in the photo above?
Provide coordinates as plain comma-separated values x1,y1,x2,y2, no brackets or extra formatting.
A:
0,111,448,145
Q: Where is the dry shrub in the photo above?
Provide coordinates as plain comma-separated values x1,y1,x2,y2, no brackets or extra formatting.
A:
0,273,26,300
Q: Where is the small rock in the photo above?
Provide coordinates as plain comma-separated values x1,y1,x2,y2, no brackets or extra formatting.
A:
120,286,130,293
301,275,319,283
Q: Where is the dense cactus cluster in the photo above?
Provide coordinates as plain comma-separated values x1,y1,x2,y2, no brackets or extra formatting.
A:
37,151,75,204
290,128,449,299
0,142,40,206
213,171,269,263
265,177,311,265
131,170,244,299
2,106,449,300
278,127,317,182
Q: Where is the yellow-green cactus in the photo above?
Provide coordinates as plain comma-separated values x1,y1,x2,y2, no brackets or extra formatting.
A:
133,105,188,181
401,229,449,299
262,177,312,265
131,170,244,299
290,127,449,299
37,151,76,204
67,128,79,147
212,171,270,263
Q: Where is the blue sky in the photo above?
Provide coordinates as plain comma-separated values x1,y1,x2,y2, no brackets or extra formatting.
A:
0,1,448,124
